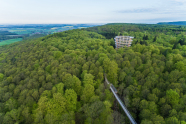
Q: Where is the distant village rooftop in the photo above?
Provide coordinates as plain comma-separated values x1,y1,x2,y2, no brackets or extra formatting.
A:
114,36,134,48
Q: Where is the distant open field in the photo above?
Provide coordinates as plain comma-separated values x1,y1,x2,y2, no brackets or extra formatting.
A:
0,24,100,46
0,38,23,46
63,26,73,28
9,29,33,35
78,27,87,29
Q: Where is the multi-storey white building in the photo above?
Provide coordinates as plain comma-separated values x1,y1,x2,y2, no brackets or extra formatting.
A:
114,36,134,48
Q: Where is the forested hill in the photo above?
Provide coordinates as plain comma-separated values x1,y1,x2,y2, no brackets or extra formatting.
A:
0,30,118,124
0,24,186,124
157,21,186,25
85,23,186,56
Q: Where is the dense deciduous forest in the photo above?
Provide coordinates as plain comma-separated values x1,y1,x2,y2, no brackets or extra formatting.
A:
0,23,186,124
0,30,117,124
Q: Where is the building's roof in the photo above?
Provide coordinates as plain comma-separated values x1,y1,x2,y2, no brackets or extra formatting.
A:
115,36,134,38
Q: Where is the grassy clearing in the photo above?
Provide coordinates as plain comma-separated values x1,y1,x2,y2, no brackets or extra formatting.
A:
0,38,23,46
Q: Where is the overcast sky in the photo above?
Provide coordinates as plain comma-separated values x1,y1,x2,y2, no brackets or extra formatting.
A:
0,0,186,24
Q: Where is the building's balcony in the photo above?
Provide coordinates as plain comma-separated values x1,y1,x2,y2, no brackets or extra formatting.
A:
117,42,132,45
115,42,132,44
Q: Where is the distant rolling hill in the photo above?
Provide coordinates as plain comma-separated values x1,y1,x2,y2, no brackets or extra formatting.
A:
157,21,186,25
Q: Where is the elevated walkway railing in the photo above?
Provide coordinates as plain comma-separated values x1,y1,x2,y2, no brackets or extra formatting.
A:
104,74,137,124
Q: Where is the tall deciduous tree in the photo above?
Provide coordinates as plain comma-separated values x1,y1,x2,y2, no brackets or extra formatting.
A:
65,89,77,111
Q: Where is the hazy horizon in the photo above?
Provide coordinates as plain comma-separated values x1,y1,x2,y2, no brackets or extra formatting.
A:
1,0,186,24
0,23,106,25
